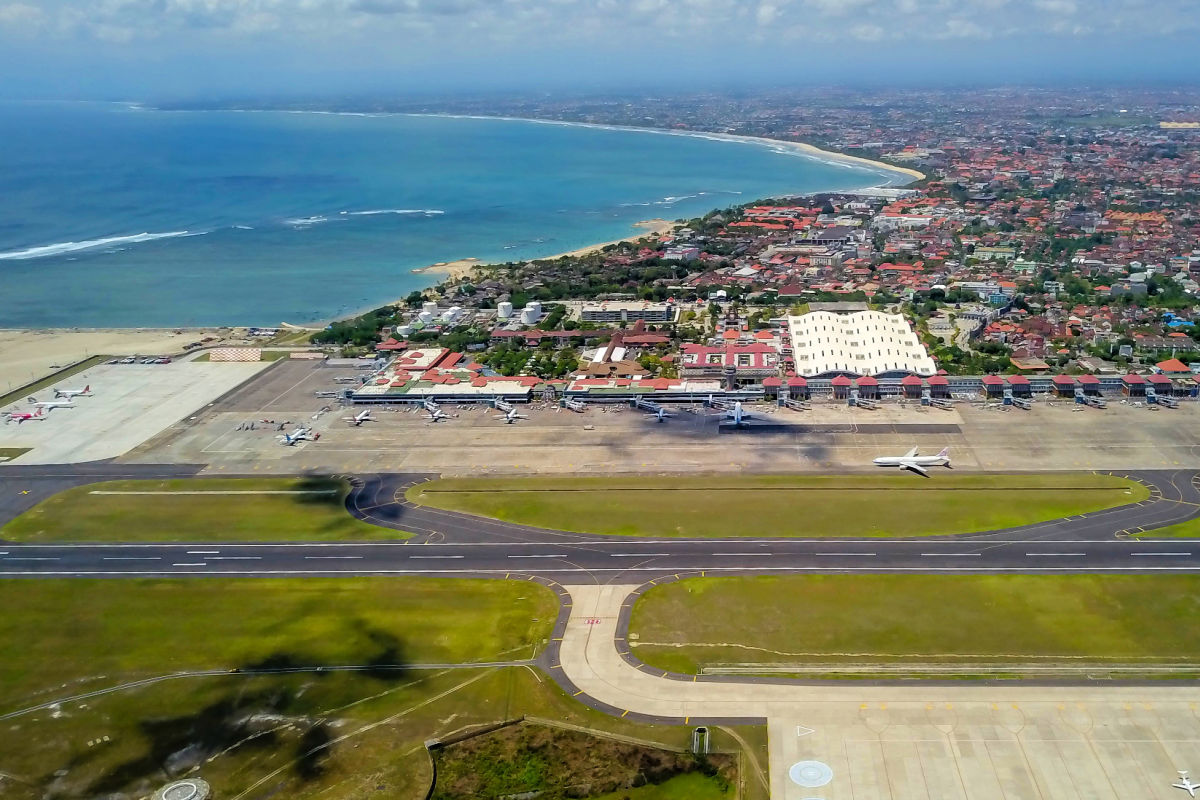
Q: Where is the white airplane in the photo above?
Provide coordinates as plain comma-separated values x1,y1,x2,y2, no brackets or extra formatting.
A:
27,397,75,411
633,397,673,422
873,446,952,477
495,407,529,424
423,399,450,422
5,408,45,424
562,398,586,413
725,401,752,426
53,384,92,399
343,409,373,426
1175,771,1200,797
278,427,315,446
491,398,515,413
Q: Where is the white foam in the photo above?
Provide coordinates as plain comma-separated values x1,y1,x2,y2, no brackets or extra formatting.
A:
0,230,196,261
340,209,445,217
284,215,336,228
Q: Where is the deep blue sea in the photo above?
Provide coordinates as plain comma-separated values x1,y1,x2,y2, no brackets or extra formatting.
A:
0,103,898,328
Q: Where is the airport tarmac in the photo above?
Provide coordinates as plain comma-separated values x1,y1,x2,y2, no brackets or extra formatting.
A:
0,360,271,464
122,362,1200,474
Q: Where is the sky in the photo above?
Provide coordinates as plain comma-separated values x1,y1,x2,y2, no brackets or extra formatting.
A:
1,0,1199,100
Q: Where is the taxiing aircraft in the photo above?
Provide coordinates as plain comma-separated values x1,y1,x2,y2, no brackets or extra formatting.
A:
53,384,92,399
725,401,752,426
343,409,373,426
1175,771,1200,797
27,397,75,411
873,446,951,477
423,399,450,422
495,407,529,424
5,408,45,424
278,427,315,446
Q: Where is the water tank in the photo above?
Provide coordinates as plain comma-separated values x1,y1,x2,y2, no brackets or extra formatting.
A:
422,301,438,316
497,301,513,319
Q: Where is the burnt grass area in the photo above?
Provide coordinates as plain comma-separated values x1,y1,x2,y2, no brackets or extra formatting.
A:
431,723,735,799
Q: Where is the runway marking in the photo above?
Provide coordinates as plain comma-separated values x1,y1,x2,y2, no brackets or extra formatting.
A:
610,553,671,558
171,562,207,567
205,556,262,561
815,552,876,557
1131,552,1192,556
507,554,568,559
920,553,981,557
1025,553,1087,557
2,556,59,561
304,555,363,560
712,552,773,557
102,557,162,561
409,555,464,560
90,490,337,496
186,550,220,555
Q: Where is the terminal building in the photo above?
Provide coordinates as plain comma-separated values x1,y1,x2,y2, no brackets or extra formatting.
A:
580,301,676,324
787,310,937,378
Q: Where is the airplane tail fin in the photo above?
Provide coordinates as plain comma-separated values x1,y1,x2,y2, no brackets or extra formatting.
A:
35,408,43,417
84,385,90,392
937,447,951,463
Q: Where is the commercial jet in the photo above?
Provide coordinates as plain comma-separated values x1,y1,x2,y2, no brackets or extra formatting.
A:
423,399,450,422
873,446,951,477
1175,771,1200,797
495,407,529,424
53,385,92,399
563,398,586,412
343,409,372,426
5,408,45,424
278,427,316,446
633,397,673,422
27,397,75,411
725,401,752,426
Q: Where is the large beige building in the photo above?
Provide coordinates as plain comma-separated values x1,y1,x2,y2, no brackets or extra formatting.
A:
787,310,937,377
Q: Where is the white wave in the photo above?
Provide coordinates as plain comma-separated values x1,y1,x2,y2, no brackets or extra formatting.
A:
339,209,445,217
233,225,254,230
284,215,337,228
0,230,197,261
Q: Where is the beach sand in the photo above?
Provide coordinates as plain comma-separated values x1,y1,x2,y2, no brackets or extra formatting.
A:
0,328,234,394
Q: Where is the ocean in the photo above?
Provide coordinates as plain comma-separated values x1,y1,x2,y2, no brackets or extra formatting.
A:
0,102,900,328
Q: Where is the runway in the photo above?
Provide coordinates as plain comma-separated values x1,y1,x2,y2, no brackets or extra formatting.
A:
2,467,1200,582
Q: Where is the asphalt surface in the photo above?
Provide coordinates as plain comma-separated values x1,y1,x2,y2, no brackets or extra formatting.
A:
1,466,1200,583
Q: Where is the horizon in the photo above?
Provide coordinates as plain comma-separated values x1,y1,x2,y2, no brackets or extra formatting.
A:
1,0,1200,100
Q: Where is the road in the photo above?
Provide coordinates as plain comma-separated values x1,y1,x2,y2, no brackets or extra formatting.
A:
1,468,1199,581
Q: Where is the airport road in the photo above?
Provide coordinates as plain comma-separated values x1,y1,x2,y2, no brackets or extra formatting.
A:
1,468,1200,581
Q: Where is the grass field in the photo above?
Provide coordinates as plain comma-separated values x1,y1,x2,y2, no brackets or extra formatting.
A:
629,575,1200,678
2,477,406,542
1137,517,1200,538
409,473,1146,538
0,578,765,800
0,447,32,462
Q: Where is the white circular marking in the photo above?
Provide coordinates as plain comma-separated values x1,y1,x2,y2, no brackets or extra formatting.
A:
789,760,833,788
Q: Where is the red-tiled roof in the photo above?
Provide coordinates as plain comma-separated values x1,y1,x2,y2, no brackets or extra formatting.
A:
1077,374,1100,384
830,376,853,386
855,376,878,387
1122,374,1146,384
900,375,924,386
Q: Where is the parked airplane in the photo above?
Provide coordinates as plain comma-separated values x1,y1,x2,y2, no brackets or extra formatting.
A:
278,427,315,446
873,446,952,477
632,397,673,422
562,398,586,413
26,397,75,411
491,398,515,413
343,409,373,426
1175,771,1200,797
495,407,529,424
725,401,752,426
423,399,450,422
53,384,92,399
5,408,45,424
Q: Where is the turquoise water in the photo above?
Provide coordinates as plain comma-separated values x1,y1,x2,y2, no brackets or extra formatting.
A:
0,103,897,328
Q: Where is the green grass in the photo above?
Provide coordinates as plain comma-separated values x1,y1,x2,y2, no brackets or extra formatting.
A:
1136,517,1200,538
590,772,732,800
2,477,407,542
0,577,766,800
629,575,1200,677
0,447,32,462
409,473,1146,538
0,354,108,408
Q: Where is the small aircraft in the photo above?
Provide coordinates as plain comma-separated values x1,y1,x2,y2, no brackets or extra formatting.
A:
632,397,673,422
5,408,45,424
343,409,373,426
278,427,316,446
562,398,586,413
873,446,951,477
423,399,450,422
27,397,75,411
495,407,529,424
53,384,92,399
1175,771,1200,797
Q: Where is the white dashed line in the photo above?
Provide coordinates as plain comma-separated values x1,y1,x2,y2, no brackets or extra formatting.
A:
103,557,162,561
205,556,262,561
507,554,568,559
2,557,59,561
186,550,219,555
409,555,465,560
815,553,876,557
1025,552,1086,557
171,562,207,567
610,553,672,558
712,552,773,557
304,556,363,560
920,553,981,557
1131,552,1191,557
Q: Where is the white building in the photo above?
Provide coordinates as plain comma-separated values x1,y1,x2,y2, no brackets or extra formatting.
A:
580,301,675,324
787,310,937,377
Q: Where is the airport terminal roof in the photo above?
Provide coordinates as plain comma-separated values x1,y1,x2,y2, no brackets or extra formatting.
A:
787,310,937,378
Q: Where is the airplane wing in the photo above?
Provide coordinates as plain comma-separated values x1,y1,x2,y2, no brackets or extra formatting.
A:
903,446,919,459
902,462,930,477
